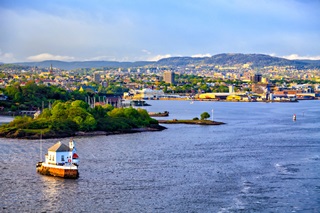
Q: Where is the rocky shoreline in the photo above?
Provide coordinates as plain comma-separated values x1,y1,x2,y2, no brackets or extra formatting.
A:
158,119,225,125
75,125,168,137
0,124,167,140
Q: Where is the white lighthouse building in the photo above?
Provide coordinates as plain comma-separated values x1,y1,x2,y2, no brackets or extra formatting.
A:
44,139,79,166
37,139,80,178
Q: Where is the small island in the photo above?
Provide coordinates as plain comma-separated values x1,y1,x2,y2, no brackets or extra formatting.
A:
0,100,166,139
158,119,225,125
157,112,225,125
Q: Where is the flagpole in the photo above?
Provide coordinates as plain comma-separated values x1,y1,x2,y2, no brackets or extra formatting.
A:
211,109,214,121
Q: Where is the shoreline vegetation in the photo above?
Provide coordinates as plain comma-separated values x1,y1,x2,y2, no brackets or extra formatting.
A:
75,126,167,137
158,119,225,125
0,125,167,140
0,100,167,139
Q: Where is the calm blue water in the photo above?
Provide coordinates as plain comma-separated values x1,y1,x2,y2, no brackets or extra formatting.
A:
0,101,319,212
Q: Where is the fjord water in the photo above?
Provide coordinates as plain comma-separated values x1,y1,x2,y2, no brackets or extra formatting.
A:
0,101,319,212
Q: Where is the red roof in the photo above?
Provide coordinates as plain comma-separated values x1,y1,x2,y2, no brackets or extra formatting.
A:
73,153,79,159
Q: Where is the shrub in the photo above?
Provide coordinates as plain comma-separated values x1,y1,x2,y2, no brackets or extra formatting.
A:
26,118,50,129
49,119,78,132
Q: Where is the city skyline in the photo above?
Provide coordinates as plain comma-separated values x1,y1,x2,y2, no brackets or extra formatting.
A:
0,0,320,63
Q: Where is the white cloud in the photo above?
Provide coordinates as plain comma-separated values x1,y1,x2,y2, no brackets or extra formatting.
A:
147,54,172,61
27,53,75,61
191,53,211,58
142,49,151,55
84,55,117,61
0,49,16,63
282,54,320,60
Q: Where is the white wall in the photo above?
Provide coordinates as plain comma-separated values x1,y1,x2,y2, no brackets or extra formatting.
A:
48,151,71,164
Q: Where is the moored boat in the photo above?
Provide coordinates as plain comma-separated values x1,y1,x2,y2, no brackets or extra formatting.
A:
122,100,151,107
36,139,79,179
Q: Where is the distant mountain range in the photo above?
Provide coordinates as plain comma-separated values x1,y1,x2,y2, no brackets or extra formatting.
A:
155,54,320,68
5,53,320,70
12,60,153,70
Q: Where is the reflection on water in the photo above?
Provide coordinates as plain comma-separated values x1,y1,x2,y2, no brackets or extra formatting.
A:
39,177,77,212
0,101,319,212
0,116,14,125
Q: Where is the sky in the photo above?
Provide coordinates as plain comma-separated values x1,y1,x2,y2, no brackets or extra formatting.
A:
0,0,319,63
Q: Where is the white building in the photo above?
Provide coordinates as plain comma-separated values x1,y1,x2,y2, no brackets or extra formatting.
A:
124,88,165,100
140,88,165,99
45,140,79,166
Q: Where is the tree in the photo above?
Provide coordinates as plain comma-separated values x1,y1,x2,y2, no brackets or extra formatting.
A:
67,106,88,120
5,84,21,100
51,102,67,119
39,108,52,119
89,105,108,119
200,112,210,120
124,107,140,119
71,100,88,109
81,115,97,131
107,107,125,118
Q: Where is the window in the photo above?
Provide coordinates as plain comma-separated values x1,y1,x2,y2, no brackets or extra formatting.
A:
61,155,65,162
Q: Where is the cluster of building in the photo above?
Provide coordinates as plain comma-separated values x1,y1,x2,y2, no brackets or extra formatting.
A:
1,63,320,103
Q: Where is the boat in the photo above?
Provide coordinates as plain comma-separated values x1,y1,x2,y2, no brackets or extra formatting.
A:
122,100,151,107
293,114,296,121
36,139,79,179
148,111,169,117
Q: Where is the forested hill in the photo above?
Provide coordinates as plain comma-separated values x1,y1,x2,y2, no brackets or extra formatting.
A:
155,54,320,68
6,53,320,70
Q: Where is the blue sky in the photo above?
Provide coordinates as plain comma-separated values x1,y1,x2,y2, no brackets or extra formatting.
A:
0,0,319,62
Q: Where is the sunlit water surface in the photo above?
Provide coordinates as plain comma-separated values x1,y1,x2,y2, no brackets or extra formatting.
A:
0,101,319,212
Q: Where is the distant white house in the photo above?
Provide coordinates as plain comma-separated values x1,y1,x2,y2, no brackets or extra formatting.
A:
124,88,165,99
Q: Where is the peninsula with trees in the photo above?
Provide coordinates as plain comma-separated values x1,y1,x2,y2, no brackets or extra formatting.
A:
0,100,165,139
